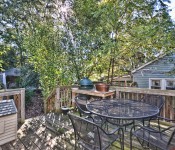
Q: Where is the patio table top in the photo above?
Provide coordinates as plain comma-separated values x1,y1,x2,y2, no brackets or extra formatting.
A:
86,99,159,120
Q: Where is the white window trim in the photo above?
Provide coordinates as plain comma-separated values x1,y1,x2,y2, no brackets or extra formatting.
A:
149,78,175,90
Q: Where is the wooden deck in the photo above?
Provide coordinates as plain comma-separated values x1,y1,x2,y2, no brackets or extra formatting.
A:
0,113,75,150
0,112,154,150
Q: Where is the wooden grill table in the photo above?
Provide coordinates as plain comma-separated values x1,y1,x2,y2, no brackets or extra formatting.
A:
71,88,115,104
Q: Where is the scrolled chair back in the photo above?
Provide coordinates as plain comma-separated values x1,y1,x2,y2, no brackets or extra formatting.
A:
68,113,124,150
140,94,164,112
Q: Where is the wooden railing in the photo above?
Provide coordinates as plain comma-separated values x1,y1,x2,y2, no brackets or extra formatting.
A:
114,87,175,120
45,86,72,113
0,88,25,122
45,86,175,120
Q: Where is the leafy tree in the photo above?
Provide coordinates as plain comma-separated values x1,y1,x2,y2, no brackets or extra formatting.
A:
72,0,175,82
0,0,54,68
1,0,175,99
0,0,56,95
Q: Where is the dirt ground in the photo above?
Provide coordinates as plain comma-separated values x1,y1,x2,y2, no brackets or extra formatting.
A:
25,91,44,119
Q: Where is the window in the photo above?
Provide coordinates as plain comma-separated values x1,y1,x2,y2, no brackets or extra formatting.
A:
151,80,161,89
149,78,175,90
166,80,175,90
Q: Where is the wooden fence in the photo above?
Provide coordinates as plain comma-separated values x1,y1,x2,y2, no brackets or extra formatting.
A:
0,88,25,122
45,86,72,113
45,86,175,120
114,87,175,120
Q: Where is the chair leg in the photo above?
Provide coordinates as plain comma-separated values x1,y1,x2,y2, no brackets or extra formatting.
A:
122,132,124,150
133,120,136,130
130,134,132,150
142,119,145,126
119,128,124,150
130,126,135,150
74,141,77,150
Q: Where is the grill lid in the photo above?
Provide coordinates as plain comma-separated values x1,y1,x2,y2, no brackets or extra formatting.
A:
79,77,93,86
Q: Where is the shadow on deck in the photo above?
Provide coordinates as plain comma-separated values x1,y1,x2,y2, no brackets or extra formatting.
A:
0,113,143,150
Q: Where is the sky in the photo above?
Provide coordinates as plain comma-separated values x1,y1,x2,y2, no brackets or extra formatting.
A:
167,0,175,20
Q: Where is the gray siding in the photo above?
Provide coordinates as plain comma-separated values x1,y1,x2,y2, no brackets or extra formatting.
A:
133,54,175,88
0,74,3,83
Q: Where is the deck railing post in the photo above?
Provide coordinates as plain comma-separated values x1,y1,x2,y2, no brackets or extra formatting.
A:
71,89,76,107
115,90,120,99
55,87,60,111
20,88,25,123
44,100,47,113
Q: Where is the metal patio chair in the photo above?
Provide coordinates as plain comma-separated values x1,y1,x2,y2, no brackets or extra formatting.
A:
130,116,175,150
106,118,134,131
139,94,164,113
75,96,104,124
75,96,90,117
135,94,164,126
68,113,124,150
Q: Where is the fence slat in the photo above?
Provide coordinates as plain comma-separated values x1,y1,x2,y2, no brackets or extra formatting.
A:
45,86,175,119
0,88,25,122
20,89,25,122
46,86,72,112
116,87,175,119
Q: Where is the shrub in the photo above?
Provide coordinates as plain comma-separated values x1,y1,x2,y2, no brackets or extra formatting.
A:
25,89,34,107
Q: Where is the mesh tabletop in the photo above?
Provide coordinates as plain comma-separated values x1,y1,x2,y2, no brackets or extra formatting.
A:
0,99,17,117
86,99,159,120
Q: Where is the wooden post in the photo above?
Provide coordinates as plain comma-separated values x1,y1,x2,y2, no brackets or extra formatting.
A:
14,94,21,121
124,80,127,87
173,96,175,120
20,88,25,123
55,87,60,111
68,88,72,107
115,90,120,99
44,100,47,114
14,95,22,121
169,96,173,120
71,89,76,107
163,96,166,118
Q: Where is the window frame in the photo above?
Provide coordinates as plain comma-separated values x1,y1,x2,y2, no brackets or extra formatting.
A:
149,78,175,90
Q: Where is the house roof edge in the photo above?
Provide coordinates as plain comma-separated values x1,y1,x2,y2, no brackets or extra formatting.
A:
131,54,167,74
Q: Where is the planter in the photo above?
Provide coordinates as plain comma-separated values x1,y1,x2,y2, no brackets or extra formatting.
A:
95,83,110,92
61,107,70,115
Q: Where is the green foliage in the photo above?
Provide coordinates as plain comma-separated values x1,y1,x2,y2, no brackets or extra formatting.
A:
25,89,34,107
0,44,18,70
1,0,175,99
23,23,70,97
19,64,40,89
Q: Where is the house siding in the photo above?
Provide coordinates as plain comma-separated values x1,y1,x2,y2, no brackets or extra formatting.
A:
0,74,3,83
133,54,175,88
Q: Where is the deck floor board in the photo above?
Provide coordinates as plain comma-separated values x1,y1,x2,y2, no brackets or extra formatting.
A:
2,113,170,150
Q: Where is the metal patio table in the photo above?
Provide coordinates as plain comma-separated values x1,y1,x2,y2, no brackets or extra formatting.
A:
86,99,160,149
86,99,159,120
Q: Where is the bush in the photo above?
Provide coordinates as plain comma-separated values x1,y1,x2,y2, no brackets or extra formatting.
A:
25,89,34,107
